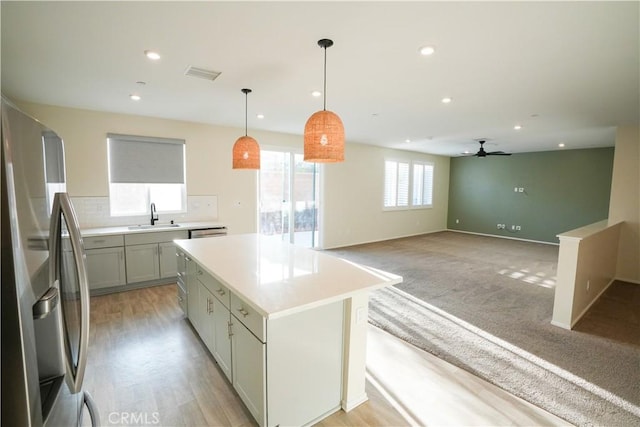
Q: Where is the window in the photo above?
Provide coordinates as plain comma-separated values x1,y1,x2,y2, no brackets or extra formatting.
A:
412,162,434,207
42,130,67,213
107,133,186,216
384,159,434,209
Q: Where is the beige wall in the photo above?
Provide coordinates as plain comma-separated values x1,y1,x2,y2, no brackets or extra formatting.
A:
322,143,449,249
608,125,640,282
16,101,448,247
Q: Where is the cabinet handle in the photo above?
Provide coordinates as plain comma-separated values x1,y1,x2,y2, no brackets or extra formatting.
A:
93,239,105,244
197,269,203,276
237,307,249,318
177,296,183,302
216,288,226,296
228,320,233,337
207,298,213,314
185,256,191,262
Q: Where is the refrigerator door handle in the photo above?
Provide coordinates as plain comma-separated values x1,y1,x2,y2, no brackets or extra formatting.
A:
32,286,59,319
49,192,91,394
82,391,100,426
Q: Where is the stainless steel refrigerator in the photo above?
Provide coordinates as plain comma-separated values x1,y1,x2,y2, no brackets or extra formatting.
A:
1,96,99,426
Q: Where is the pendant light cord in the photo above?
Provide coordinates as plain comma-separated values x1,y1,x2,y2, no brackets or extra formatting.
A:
323,46,327,111
244,91,248,136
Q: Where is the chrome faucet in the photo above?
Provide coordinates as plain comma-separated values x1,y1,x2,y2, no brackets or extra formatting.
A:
150,203,158,225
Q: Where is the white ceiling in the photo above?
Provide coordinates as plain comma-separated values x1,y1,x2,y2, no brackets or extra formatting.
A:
2,1,638,157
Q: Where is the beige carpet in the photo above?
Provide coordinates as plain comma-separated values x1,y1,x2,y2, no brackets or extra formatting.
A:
330,231,640,426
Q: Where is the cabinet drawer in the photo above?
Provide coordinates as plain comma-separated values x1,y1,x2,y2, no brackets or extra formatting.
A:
231,292,265,343
194,265,230,308
125,230,188,245
83,234,124,249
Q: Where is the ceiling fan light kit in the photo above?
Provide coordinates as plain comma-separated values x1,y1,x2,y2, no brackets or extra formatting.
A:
304,38,345,163
232,88,261,169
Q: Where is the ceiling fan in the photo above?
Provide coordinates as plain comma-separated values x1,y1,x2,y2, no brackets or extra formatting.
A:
468,140,512,157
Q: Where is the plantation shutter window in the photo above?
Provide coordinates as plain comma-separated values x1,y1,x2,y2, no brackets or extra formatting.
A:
412,162,434,207
384,160,410,208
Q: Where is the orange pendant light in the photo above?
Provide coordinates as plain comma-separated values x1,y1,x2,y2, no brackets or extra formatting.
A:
304,39,344,163
232,88,260,169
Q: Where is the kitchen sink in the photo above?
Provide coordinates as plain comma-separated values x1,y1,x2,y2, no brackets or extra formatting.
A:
127,224,181,230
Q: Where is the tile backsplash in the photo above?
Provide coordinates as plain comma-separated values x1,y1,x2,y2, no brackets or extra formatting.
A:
71,195,219,229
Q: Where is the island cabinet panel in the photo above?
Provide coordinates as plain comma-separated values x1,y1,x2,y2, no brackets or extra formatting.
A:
231,319,266,426
212,297,232,382
266,300,344,427
185,257,199,325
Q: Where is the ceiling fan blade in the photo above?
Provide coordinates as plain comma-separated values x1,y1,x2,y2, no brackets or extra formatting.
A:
487,151,511,156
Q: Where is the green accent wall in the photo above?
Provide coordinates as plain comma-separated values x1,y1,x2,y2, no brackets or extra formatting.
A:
447,147,614,243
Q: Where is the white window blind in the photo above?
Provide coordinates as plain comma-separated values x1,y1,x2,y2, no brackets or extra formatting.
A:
107,133,186,216
107,133,185,184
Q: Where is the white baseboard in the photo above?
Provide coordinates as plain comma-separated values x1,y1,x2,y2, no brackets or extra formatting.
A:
569,278,616,329
550,319,571,330
447,229,559,246
341,393,368,412
614,276,640,285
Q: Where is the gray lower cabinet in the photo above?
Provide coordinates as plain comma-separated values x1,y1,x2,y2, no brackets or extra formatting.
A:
231,318,266,425
159,241,178,278
125,243,160,283
86,247,127,289
84,234,126,290
124,230,188,284
212,294,232,382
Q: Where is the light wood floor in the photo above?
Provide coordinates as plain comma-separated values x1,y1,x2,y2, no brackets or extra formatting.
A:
83,283,569,426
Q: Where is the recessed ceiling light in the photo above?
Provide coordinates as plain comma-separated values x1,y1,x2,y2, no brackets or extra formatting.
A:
419,46,436,56
256,114,265,119
130,94,141,101
311,90,322,97
405,139,411,143
558,143,565,148
144,50,161,60
514,124,522,130
442,97,452,104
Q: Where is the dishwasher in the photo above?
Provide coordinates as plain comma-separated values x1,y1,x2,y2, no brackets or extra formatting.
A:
188,226,227,239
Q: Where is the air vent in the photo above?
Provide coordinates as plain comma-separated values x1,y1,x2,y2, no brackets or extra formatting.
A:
184,66,221,81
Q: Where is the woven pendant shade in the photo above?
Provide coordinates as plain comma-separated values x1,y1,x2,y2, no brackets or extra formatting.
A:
232,88,260,169
303,110,344,162
232,136,260,169
304,38,345,163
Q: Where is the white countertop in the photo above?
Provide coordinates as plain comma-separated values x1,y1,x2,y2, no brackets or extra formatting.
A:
81,221,226,237
175,234,402,319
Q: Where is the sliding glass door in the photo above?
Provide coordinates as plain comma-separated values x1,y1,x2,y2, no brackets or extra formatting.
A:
259,150,319,247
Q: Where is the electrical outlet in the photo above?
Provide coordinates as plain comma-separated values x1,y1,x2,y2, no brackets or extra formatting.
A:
511,225,516,230
515,225,521,231
518,187,524,193
456,219,460,224
586,280,590,292
514,187,518,192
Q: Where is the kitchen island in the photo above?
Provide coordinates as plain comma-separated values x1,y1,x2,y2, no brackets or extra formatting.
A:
174,233,402,427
